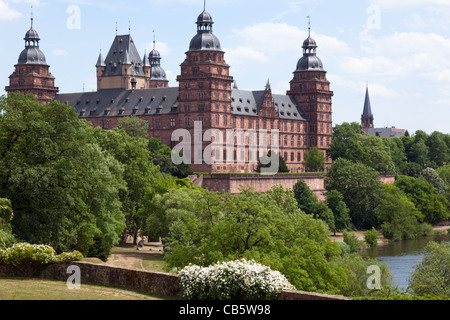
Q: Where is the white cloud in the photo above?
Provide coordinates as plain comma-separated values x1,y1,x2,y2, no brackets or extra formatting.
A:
223,46,269,66
356,31,450,83
0,0,22,20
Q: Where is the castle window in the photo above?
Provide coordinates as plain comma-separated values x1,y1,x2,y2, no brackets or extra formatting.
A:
102,121,109,129
170,119,176,127
297,152,301,162
291,152,294,162
155,119,161,128
185,117,190,127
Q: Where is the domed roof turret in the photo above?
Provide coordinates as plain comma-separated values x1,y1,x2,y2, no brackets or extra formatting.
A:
18,17,48,66
148,43,167,81
188,10,222,52
295,32,324,72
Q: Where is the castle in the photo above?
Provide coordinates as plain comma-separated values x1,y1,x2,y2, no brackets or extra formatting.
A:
5,7,334,174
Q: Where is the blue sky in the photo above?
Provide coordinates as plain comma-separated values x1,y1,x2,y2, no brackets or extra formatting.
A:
1,0,449,134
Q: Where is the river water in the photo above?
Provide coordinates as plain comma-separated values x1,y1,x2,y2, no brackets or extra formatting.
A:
360,232,450,291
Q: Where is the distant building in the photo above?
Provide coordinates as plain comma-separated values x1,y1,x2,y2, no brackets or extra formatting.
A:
361,85,405,138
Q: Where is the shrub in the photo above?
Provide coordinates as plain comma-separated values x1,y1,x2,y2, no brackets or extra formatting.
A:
364,228,378,247
179,259,295,300
0,243,83,276
343,230,361,252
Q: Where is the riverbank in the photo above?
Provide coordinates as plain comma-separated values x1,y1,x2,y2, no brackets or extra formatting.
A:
330,224,450,248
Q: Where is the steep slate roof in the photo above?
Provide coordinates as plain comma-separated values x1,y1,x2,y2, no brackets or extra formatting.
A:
231,89,307,121
103,34,145,77
56,87,179,117
57,87,307,121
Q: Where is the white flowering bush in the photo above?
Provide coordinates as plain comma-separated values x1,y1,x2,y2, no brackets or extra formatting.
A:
179,259,295,300
0,242,83,276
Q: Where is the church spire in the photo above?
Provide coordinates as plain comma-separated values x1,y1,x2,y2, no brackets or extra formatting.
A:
361,84,374,130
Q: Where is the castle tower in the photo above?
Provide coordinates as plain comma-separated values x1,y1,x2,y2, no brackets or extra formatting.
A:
176,7,234,172
361,84,374,131
97,34,146,90
148,40,169,88
287,27,333,170
5,16,58,103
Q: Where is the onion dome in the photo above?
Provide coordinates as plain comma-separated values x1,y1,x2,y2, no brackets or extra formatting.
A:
18,17,47,66
295,32,324,71
188,10,221,51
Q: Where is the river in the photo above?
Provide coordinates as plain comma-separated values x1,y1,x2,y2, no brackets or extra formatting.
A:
360,232,450,291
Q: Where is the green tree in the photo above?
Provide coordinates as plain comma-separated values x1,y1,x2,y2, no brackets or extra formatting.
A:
0,94,126,259
376,184,422,241
157,185,347,294
425,131,449,168
93,127,162,244
326,190,351,235
420,167,448,195
328,122,395,173
395,175,448,224
408,241,450,297
148,138,193,178
117,116,148,139
0,198,15,248
326,158,385,229
303,146,325,172
330,253,393,297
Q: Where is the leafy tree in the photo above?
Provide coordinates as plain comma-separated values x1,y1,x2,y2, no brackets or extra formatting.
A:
425,131,449,168
420,168,448,195
330,253,393,297
395,175,448,224
303,146,325,171
376,184,422,241
328,122,395,173
0,94,126,259
0,198,15,248
326,190,351,235
155,185,348,294
117,116,148,139
92,128,161,244
436,164,450,187
326,158,385,229
148,138,193,178
408,241,450,297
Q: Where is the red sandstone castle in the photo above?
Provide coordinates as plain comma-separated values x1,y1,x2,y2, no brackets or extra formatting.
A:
6,8,334,174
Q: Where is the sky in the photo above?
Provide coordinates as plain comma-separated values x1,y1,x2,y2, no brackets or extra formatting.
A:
1,0,449,134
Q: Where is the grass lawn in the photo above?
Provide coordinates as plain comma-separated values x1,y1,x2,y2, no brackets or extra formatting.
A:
83,243,168,273
0,276,163,300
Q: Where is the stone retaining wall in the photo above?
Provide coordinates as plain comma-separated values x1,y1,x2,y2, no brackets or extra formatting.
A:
0,261,349,300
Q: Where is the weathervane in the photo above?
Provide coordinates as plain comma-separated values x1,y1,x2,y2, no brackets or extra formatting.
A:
307,15,311,36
